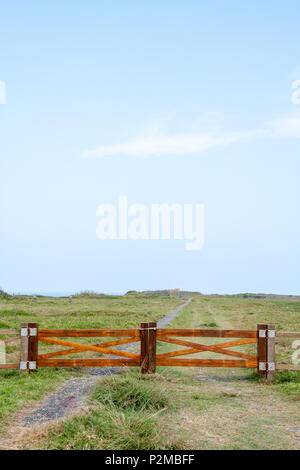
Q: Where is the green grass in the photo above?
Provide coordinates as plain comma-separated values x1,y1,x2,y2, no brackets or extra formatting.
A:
93,373,171,411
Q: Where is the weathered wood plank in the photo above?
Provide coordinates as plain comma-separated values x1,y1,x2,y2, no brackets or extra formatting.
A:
276,332,300,338
156,358,258,368
20,323,29,373
3,336,20,345
0,330,19,335
157,329,257,338
0,363,19,369
275,355,294,364
38,358,141,367
266,324,275,383
276,364,300,371
38,329,139,337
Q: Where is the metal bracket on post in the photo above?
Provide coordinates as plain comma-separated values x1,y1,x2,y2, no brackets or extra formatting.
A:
19,361,37,370
259,362,275,371
20,328,37,337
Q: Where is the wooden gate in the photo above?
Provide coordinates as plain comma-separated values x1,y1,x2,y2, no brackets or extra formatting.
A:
2,322,299,382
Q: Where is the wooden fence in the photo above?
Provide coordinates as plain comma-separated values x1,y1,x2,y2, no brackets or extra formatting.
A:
0,322,299,382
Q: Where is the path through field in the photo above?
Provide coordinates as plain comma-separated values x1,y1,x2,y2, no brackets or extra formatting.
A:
0,298,192,442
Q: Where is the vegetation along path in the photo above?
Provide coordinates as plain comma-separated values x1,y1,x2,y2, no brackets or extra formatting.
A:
20,298,192,427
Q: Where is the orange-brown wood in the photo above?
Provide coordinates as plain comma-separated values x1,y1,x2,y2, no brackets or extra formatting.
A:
156,358,258,367
38,329,139,337
157,329,258,338
37,336,139,360
0,363,19,369
39,336,140,359
157,336,257,360
257,324,267,376
38,358,141,367
156,358,258,368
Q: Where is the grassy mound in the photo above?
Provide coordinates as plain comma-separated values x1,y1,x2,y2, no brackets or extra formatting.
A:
37,372,182,450
93,372,170,411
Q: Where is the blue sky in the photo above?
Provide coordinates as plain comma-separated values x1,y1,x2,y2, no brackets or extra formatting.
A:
1,1,300,295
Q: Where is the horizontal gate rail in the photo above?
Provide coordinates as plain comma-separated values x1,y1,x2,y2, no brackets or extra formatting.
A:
157,329,258,338
38,358,141,367
0,363,19,369
156,359,258,368
38,329,139,337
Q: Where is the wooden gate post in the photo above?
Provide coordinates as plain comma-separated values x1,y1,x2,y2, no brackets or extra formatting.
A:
266,324,275,383
257,323,267,377
148,322,157,374
140,322,149,374
20,322,29,374
20,322,38,373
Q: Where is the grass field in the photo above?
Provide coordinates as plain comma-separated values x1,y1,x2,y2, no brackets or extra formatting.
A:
0,293,299,450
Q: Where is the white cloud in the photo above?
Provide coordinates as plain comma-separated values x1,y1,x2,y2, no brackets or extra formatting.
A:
83,129,259,159
82,112,300,159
